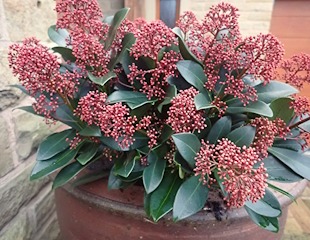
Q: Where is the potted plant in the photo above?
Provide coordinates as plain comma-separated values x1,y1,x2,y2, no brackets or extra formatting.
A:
8,1,310,239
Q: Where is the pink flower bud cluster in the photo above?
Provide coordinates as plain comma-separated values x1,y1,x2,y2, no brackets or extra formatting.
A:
75,91,137,148
130,20,176,61
195,138,267,208
127,50,180,99
290,96,310,117
250,117,290,158
55,0,103,36
71,29,110,77
8,38,79,120
211,97,227,117
281,53,310,89
167,88,207,133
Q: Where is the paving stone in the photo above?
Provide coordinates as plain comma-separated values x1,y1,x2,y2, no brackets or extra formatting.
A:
0,116,14,177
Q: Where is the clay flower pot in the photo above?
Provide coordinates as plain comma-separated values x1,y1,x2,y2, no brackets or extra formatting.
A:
55,179,307,240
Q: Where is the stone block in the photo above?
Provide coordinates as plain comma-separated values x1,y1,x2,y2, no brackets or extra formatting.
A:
0,160,48,229
110,0,124,10
28,183,56,233
3,0,56,42
13,110,59,160
33,213,60,240
0,116,14,177
0,209,29,240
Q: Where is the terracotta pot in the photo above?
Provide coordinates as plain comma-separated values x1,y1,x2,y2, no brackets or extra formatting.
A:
55,179,307,240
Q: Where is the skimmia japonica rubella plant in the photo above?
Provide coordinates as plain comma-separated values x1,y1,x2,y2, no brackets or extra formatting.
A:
8,1,310,232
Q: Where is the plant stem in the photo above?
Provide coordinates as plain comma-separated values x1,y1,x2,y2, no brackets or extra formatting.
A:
289,116,310,129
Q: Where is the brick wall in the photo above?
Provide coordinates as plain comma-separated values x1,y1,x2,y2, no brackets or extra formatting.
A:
0,1,124,239
180,0,275,36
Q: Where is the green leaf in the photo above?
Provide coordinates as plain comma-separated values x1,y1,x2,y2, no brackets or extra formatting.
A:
52,47,76,62
207,116,232,144
113,153,136,178
172,133,201,168
15,106,39,116
172,27,202,66
30,145,81,180
194,92,214,110
37,129,75,161
143,150,167,194
245,206,279,232
273,139,302,152
227,100,273,117
108,33,136,69
76,142,98,165
87,71,116,86
176,60,207,92
107,91,155,109
157,125,174,146
72,171,109,187
144,193,151,217
167,75,192,91
105,8,130,49
255,81,298,103
9,84,30,95
269,98,294,123
48,25,69,47
108,169,132,189
173,175,209,221
52,104,84,130
79,125,102,137
53,161,87,189
262,155,303,182
157,85,177,112
268,147,310,180
267,183,295,202
226,126,256,147
149,171,182,222
245,189,281,217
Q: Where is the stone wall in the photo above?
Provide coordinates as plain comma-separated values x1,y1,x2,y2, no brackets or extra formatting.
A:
180,0,275,36
0,0,124,239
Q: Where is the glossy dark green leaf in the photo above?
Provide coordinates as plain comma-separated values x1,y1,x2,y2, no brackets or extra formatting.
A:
79,125,102,137
245,206,279,232
72,171,109,187
173,175,209,221
273,139,302,152
157,85,177,112
143,150,167,193
144,193,151,217
53,161,87,189
267,183,295,202
227,100,273,117
172,133,201,168
105,8,130,49
108,33,136,69
245,189,281,217
268,147,310,180
207,116,232,144
226,126,256,147
262,155,303,182
48,25,69,47
87,71,116,86
167,75,192,91
108,169,132,189
149,171,182,222
30,145,81,180
113,152,136,177
269,98,294,123
107,91,155,109
172,27,202,65
37,129,75,160
52,104,84,130
9,84,30,95
76,142,98,165
176,60,207,92
174,151,192,172
52,47,76,62
157,125,174,146
255,81,298,103
194,92,213,110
